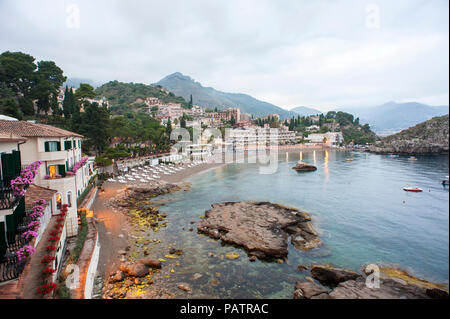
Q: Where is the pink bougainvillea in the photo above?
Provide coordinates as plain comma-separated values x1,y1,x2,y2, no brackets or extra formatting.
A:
16,245,36,261
66,157,88,175
10,161,42,196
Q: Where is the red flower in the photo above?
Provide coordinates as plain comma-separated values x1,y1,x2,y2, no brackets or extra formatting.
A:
48,236,60,243
37,282,57,296
40,256,56,264
41,267,56,277
45,245,56,251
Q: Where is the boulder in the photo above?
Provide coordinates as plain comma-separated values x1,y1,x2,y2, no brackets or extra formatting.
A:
294,281,329,299
292,161,317,172
138,258,162,269
310,265,362,285
197,201,321,260
120,262,149,277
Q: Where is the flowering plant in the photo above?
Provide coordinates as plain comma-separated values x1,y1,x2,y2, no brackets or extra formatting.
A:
44,174,51,180
21,230,38,241
37,282,57,296
45,245,56,252
66,171,75,176
71,157,88,173
41,267,56,277
27,220,41,231
10,161,42,196
40,256,56,264
16,245,36,261
48,236,60,243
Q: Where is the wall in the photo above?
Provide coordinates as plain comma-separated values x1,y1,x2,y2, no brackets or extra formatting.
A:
83,232,100,299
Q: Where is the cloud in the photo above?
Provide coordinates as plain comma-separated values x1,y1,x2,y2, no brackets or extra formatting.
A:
0,0,448,111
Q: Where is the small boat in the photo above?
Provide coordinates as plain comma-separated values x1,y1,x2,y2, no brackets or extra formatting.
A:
442,176,449,186
345,158,353,162
386,154,399,158
403,187,423,192
408,156,418,161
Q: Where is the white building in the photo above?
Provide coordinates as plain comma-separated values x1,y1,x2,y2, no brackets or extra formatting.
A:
226,127,301,145
307,132,344,145
0,120,96,237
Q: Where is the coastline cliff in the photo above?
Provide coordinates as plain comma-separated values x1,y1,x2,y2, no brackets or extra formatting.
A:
369,114,449,155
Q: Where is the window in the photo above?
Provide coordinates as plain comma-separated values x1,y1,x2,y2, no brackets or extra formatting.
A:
44,141,61,152
55,193,62,210
64,141,72,150
67,191,72,208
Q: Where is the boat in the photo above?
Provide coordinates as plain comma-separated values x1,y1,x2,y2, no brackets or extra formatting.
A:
403,187,423,192
442,176,449,186
386,154,399,158
345,158,353,162
408,156,418,161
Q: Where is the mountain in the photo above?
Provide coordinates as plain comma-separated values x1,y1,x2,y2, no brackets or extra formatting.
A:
337,102,449,135
291,106,323,116
155,72,297,119
64,78,100,89
369,114,449,155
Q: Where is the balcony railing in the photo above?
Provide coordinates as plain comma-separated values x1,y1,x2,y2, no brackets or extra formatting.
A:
0,180,23,211
0,207,34,283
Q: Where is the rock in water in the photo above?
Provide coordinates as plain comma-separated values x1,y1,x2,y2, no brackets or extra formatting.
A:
310,265,362,285
292,161,317,172
197,201,321,260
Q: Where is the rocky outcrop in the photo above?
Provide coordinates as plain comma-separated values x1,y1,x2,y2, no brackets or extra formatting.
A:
369,115,449,155
292,161,317,172
197,201,321,260
310,265,362,285
293,263,449,299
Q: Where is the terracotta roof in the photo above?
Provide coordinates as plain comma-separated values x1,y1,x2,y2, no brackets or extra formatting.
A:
25,184,57,210
0,120,83,138
0,132,27,143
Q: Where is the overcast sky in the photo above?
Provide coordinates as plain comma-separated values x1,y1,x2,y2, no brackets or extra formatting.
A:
0,0,448,111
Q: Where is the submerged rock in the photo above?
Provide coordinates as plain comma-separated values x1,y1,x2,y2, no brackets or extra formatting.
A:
197,201,321,260
292,161,317,172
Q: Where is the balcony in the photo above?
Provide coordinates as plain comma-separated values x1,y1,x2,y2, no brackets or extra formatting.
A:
0,180,27,212
38,150,67,162
0,198,28,283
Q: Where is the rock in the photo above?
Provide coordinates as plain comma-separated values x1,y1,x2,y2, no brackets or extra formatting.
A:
426,288,449,299
189,228,194,231
177,283,192,293
192,273,203,280
293,289,305,299
310,265,362,285
118,250,127,255
169,248,183,255
292,161,317,172
208,252,217,258
110,271,125,283
225,252,240,260
294,281,329,299
297,264,308,271
211,279,219,286
249,256,257,262
197,201,321,260
138,258,162,269
120,262,149,277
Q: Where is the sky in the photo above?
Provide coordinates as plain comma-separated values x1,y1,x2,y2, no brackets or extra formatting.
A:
0,0,448,112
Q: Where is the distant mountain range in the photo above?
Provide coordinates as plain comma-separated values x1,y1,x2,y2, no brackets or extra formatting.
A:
155,72,297,119
337,102,449,135
290,106,323,116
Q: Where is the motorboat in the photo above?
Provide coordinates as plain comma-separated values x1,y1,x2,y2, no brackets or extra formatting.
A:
442,176,449,186
408,156,418,161
403,187,423,192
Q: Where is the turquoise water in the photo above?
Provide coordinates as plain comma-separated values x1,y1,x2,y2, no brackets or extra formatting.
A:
147,150,449,298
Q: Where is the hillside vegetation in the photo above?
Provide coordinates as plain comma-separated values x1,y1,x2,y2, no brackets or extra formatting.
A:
95,80,189,115
370,115,449,154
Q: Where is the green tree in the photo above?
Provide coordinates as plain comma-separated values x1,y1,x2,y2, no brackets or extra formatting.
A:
33,60,66,115
0,51,37,97
75,83,96,100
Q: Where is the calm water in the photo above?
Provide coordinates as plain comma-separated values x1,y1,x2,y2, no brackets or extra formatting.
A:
142,150,449,298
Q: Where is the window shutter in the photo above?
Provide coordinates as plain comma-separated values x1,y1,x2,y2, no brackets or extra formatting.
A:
12,150,21,176
57,142,61,151
1,153,16,182
58,165,66,177
44,141,50,152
